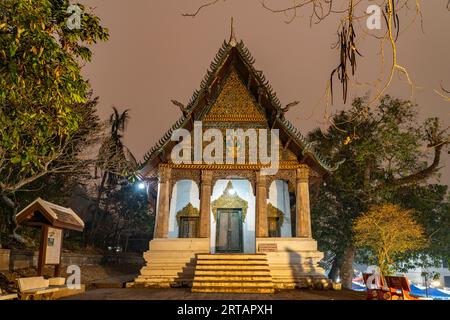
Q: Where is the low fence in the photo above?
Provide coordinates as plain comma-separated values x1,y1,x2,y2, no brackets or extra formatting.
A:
1,249,144,271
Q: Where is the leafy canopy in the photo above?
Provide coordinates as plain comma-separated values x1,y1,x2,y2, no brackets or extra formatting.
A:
353,204,427,275
0,0,108,191
309,95,448,273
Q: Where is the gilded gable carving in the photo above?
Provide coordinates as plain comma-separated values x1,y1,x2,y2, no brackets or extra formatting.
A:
204,69,265,122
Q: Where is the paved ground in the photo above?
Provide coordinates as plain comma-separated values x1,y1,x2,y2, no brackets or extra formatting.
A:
63,288,366,300
90,274,137,288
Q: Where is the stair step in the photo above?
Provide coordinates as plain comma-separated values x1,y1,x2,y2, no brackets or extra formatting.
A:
191,253,275,294
192,281,274,288
196,254,267,260
194,275,272,281
196,260,268,265
195,265,270,270
195,270,270,276
192,287,274,294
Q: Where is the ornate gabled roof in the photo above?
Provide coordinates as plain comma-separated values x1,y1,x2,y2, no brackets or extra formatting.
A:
16,198,85,232
138,35,342,178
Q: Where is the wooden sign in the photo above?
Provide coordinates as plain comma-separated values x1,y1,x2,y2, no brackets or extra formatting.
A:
258,243,277,252
45,227,62,265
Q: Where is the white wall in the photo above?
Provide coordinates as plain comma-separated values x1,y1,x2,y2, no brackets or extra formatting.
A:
210,179,256,254
167,180,200,238
268,180,292,237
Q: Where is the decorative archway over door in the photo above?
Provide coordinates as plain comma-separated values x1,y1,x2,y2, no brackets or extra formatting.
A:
211,181,248,221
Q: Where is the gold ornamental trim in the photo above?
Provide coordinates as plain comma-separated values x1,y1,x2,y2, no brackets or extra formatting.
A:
160,162,308,170
203,69,266,123
175,202,200,226
211,181,248,222
203,114,266,122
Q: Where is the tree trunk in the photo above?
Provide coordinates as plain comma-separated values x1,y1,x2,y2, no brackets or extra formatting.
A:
328,257,340,282
1,192,23,243
124,234,129,253
339,245,355,289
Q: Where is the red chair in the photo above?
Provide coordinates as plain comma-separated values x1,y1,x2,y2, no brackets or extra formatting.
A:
363,273,393,300
363,273,419,300
384,276,419,300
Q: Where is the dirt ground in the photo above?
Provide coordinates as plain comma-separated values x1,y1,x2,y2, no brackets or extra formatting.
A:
63,287,366,300
0,263,141,292
1,264,366,300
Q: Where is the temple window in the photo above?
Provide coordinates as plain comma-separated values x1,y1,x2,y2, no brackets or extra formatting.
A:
267,203,284,238
268,217,281,237
176,203,200,238
179,217,199,238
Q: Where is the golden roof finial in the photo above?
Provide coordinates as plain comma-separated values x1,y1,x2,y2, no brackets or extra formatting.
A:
229,17,237,46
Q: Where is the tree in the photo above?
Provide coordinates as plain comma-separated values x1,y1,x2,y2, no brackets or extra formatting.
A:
0,94,101,244
309,95,449,288
101,181,152,252
392,184,450,271
0,0,108,241
353,204,427,275
85,107,137,246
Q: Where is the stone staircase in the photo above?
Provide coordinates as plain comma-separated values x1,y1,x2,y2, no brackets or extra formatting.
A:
132,238,209,288
191,254,275,294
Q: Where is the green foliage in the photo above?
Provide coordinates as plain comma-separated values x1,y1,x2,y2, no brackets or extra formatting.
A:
392,184,450,269
353,204,427,275
84,107,141,249
0,0,108,192
88,179,152,252
309,95,449,273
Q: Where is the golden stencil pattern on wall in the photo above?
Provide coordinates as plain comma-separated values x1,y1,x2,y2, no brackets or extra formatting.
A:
267,203,284,226
176,202,200,226
204,68,265,122
211,181,248,222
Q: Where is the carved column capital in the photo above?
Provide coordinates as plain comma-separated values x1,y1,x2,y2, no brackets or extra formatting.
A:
296,166,310,182
201,170,213,186
256,171,267,185
159,166,172,183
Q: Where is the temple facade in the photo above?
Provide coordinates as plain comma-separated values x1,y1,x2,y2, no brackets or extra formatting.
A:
132,31,340,293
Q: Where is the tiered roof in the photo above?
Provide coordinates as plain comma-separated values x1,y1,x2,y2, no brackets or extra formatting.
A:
138,35,342,178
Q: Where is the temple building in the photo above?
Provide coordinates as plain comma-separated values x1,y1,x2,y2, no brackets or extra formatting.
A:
132,29,341,293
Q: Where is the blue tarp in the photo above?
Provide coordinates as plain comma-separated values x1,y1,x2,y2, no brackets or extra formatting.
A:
352,282,450,300
409,284,450,300
352,282,367,291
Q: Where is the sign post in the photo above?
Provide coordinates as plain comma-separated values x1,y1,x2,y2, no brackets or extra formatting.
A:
15,198,84,277
37,225,64,276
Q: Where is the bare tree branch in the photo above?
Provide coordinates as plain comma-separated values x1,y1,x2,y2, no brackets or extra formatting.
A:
182,0,223,17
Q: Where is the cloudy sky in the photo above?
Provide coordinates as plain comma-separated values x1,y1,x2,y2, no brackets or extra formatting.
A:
80,0,449,186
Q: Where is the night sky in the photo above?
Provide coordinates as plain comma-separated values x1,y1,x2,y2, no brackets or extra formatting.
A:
80,0,449,186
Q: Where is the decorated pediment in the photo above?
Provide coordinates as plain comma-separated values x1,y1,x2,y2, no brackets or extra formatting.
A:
211,181,248,221
203,69,265,123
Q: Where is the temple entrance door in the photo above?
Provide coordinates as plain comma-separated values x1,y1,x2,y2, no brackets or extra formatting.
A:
215,208,243,253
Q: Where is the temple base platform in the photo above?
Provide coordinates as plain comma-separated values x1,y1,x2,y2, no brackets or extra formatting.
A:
129,238,331,292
